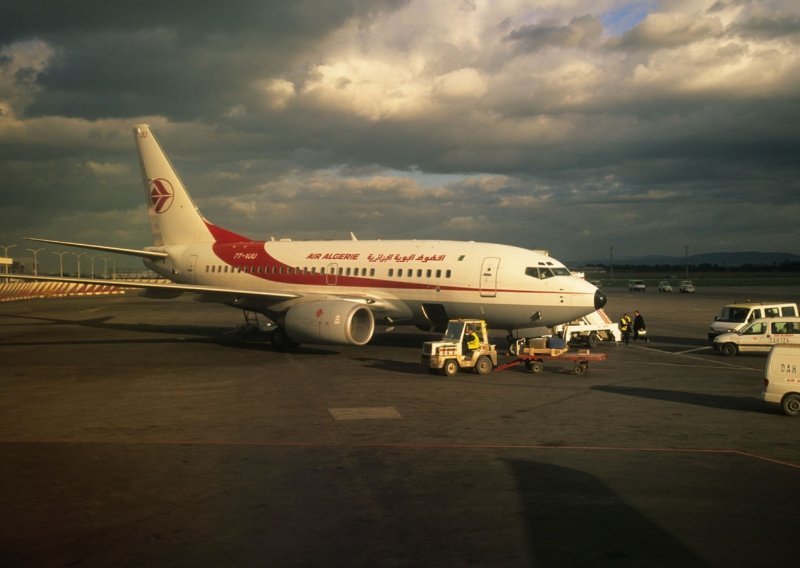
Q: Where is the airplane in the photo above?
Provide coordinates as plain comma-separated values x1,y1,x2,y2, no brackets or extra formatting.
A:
1,124,607,349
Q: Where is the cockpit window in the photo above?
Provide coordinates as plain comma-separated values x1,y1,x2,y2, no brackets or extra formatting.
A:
526,266,571,279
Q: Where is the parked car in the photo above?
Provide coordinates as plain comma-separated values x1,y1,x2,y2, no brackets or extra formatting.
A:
708,302,798,342
628,279,646,292
658,280,673,292
679,280,696,293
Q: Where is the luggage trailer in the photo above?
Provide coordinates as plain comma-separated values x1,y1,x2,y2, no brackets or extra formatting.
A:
494,346,608,375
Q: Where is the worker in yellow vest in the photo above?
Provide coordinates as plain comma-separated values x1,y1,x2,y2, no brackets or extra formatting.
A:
465,326,481,357
619,313,632,345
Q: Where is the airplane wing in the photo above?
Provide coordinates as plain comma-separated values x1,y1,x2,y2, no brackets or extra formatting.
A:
26,237,168,260
0,273,299,302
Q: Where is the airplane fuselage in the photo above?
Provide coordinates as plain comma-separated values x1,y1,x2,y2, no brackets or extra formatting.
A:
145,238,603,332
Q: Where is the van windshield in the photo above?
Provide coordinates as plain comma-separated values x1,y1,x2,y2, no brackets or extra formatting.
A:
718,307,749,323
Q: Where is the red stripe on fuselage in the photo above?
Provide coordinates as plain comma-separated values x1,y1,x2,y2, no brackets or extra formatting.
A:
209,241,592,297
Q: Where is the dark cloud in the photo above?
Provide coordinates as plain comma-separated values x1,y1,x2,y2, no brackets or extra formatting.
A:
505,15,604,52
732,13,800,39
0,0,799,275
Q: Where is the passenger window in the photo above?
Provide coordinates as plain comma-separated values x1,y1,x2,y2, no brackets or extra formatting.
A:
417,269,422,278
436,269,441,278
426,269,432,278
388,268,394,277
446,270,451,278
765,308,780,317
743,323,766,335
782,306,797,316
370,268,375,277
772,322,788,334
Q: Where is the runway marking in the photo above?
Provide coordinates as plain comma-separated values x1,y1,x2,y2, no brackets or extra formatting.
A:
676,346,712,354
4,440,798,470
328,406,402,420
630,344,759,370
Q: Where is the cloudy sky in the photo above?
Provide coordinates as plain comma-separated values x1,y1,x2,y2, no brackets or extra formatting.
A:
1,0,799,273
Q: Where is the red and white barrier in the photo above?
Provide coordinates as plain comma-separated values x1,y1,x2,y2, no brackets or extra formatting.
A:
0,281,126,302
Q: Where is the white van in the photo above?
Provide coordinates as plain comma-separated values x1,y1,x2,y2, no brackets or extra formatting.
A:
707,302,798,342
762,345,800,416
713,317,800,356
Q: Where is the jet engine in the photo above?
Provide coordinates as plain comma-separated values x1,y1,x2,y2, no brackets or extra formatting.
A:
283,300,375,345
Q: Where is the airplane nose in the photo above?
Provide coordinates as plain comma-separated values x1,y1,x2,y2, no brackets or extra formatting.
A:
594,288,607,310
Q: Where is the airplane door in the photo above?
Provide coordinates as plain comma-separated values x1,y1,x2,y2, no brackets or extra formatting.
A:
187,254,198,284
326,263,338,286
480,257,500,298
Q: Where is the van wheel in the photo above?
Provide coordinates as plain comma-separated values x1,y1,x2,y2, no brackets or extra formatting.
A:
781,394,800,417
442,359,459,377
720,343,737,357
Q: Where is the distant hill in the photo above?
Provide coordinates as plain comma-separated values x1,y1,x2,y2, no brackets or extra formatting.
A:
572,251,800,268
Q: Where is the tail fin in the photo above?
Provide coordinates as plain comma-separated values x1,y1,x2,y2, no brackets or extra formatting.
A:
133,124,249,246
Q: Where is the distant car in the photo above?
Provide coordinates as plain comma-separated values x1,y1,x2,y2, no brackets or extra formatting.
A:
679,280,696,293
628,279,646,292
658,280,673,293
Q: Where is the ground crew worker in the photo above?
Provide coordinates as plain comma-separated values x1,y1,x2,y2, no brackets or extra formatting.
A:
633,310,649,342
465,326,481,357
619,313,632,345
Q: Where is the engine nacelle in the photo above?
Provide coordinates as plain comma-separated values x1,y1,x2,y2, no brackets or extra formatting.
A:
284,301,375,345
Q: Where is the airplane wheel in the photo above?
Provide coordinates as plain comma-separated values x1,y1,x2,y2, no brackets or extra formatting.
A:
442,359,459,376
271,328,299,351
475,356,493,375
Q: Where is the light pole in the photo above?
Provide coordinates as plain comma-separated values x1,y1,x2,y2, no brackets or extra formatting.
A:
1,244,17,274
684,244,689,279
609,245,614,281
26,247,44,275
52,251,69,277
86,254,95,278
69,251,86,277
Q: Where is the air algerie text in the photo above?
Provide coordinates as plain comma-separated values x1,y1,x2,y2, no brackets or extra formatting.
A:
306,253,361,260
306,252,446,263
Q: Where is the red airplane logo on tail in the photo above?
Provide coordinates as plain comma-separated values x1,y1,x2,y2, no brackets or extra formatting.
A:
149,178,174,214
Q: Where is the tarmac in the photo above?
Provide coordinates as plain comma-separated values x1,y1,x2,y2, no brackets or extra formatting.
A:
1,286,799,567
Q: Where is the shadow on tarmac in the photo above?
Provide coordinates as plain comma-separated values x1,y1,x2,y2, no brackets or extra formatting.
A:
593,385,766,413
506,458,710,566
